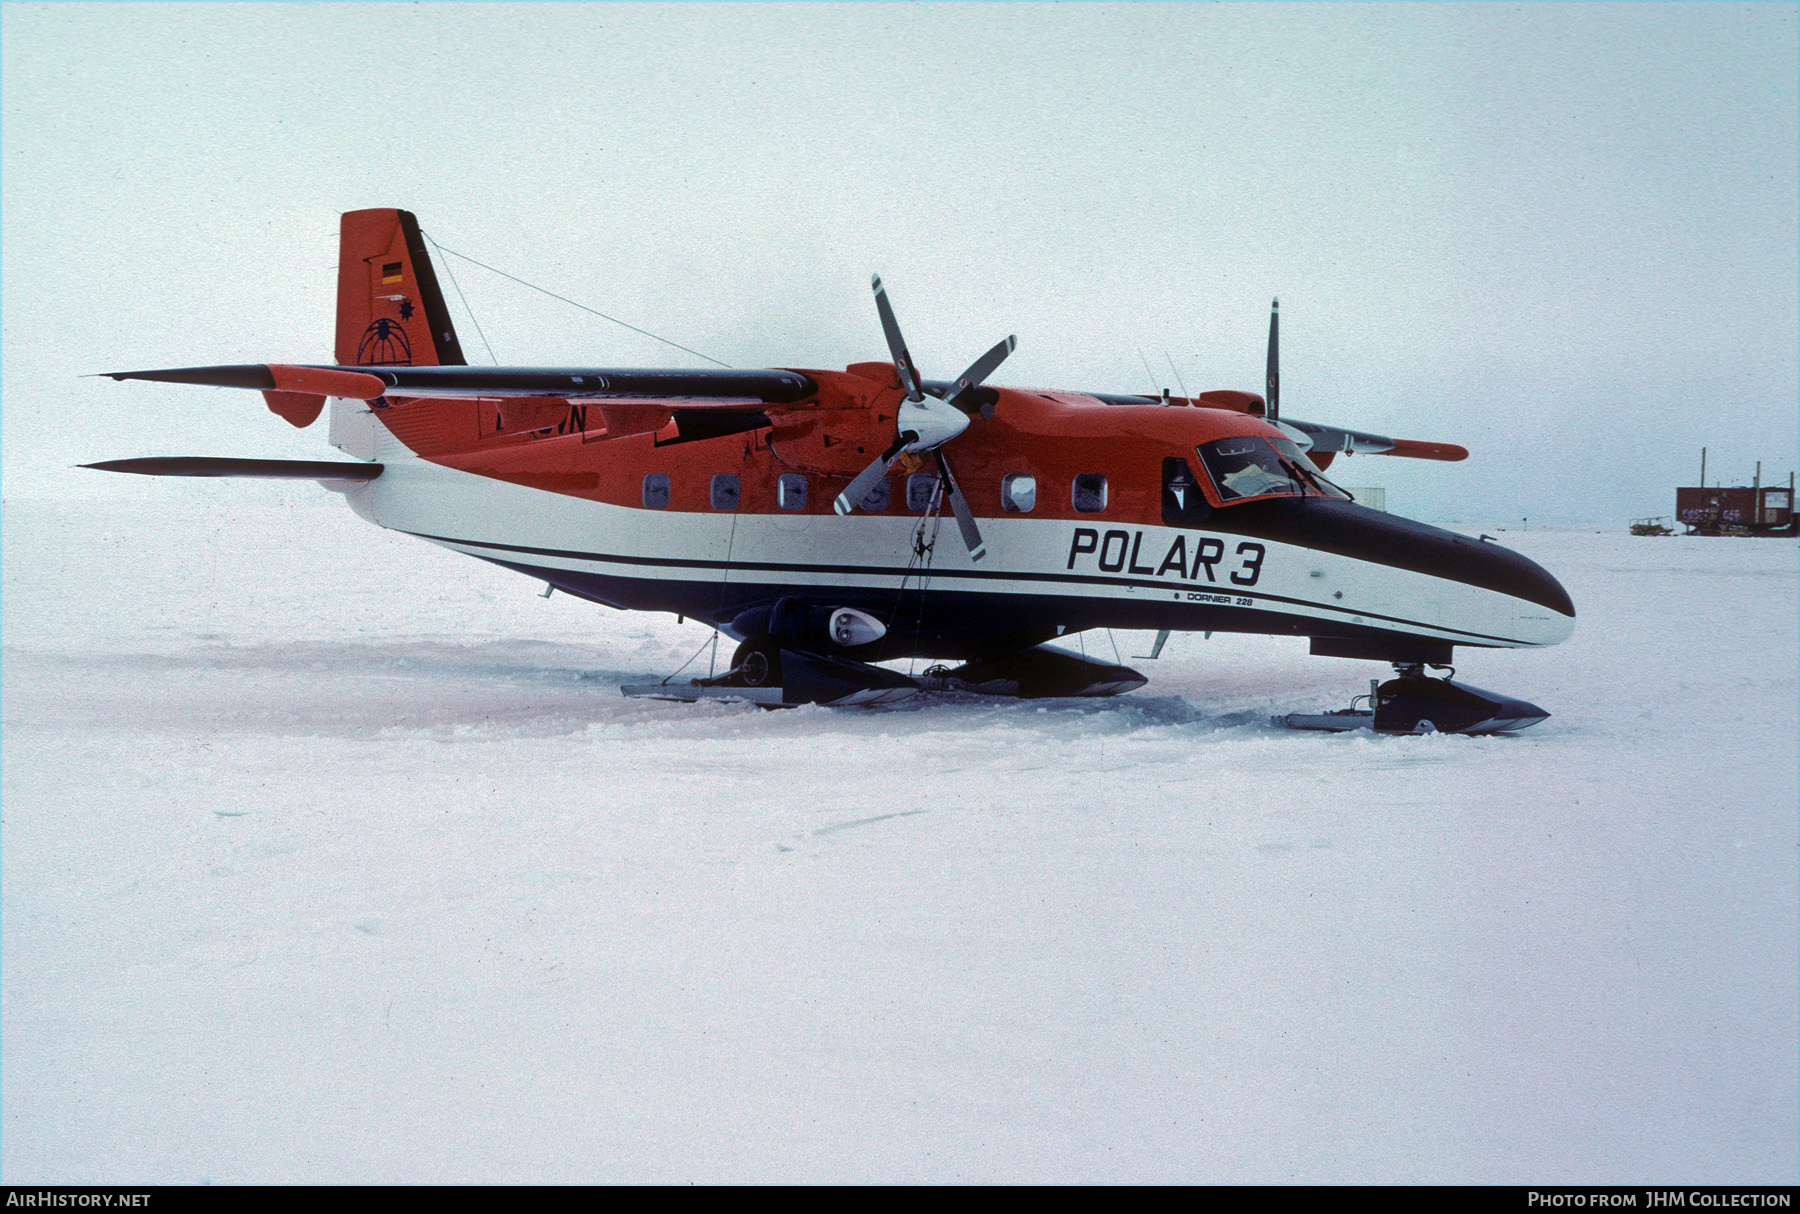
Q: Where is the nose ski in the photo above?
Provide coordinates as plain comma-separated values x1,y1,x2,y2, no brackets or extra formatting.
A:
1277,663,1551,735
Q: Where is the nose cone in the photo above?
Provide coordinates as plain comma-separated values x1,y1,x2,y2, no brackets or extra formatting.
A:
1209,498,1576,645
1378,513,1578,648
1468,533,1575,619
1396,515,1584,648
1431,524,1575,647
1386,517,1577,649
1487,541,1575,646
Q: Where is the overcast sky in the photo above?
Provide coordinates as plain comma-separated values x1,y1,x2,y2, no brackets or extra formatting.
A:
4,2,1794,522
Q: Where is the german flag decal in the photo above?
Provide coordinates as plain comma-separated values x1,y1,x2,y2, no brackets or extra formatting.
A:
381,261,404,284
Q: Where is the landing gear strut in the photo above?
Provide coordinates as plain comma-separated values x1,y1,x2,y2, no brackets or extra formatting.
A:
726,636,783,689
1279,662,1551,735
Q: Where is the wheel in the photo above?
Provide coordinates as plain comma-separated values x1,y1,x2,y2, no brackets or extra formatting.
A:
731,636,783,688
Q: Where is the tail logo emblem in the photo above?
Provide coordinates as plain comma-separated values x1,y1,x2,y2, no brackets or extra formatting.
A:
356,317,413,365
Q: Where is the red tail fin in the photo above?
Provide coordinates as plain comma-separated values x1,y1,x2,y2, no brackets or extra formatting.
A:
335,209,466,368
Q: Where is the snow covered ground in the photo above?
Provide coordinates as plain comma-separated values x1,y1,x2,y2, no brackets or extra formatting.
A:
3,485,1794,1184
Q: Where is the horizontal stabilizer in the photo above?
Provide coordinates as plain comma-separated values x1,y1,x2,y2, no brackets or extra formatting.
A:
82,457,383,481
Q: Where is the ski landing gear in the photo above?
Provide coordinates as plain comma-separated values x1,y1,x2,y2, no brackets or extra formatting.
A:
1279,663,1551,735
621,635,920,708
621,638,1146,707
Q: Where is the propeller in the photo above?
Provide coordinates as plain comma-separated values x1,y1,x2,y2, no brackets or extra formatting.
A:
936,449,986,562
1258,299,1470,463
1265,297,1279,420
834,275,1014,563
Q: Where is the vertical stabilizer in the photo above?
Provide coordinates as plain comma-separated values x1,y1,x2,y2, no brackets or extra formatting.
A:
335,209,466,367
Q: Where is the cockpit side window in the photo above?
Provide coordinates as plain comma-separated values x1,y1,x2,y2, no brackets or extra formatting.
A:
1196,436,1352,505
1197,437,1302,502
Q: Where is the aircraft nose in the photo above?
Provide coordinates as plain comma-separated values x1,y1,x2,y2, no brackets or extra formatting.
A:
1472,536,1575,645
1471,534,1574,618
1378,514,1575,642
1209,498,1575,645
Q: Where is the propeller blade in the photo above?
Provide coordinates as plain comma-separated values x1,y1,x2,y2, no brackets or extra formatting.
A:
936,451,987,561
1265,297,1280,420
948,335,1017,402
871,274,924,401
833,432,913,515
834,456,894,516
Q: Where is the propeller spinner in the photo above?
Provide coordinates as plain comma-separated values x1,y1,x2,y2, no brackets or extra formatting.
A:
833,275,1014,563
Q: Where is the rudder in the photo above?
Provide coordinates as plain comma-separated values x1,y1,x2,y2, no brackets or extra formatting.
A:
335,209,466,367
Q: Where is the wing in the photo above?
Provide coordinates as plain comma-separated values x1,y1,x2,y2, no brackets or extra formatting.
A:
1277,418,1468,462
101,363,816,400
100,363,820,431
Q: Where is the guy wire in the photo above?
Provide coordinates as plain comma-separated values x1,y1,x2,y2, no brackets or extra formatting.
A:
429,239,733,368
424,231,499,365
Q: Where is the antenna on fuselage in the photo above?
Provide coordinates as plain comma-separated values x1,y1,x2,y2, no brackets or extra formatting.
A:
1164,350,1190,403
1265,298,1280,420
1138,348,1162,395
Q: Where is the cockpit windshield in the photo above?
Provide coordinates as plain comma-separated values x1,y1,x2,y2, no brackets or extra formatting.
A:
1196,435,1350,504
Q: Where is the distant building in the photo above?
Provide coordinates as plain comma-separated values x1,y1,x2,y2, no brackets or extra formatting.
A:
1340,486,1386,512
1677,484,1793,535
1676,452,1794,536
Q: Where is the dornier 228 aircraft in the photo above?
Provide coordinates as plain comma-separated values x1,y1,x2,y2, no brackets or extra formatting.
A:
87,208,1574,732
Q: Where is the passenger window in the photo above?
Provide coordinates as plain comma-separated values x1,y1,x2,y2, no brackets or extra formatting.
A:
642,473,670,510
860,479,891,511
710,472,740,511
1072,473,1107,513
777,473,807,511
906,473,939,512
1002,473,1036,513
